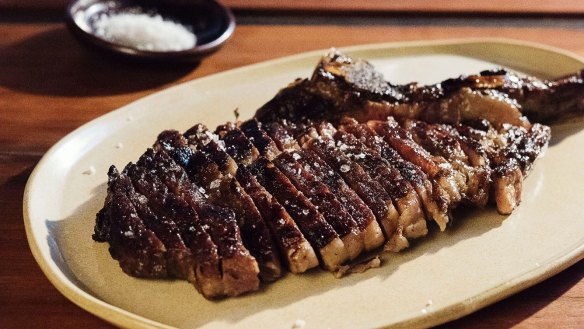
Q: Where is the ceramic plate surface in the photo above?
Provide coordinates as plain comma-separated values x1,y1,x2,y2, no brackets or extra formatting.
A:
24,38,584,329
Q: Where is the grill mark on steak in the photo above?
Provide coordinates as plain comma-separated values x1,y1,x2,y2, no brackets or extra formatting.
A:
454,122,550,213
183,124,239,175
263,121,385,252
300,128,400,241
240,119,282,161
129,151,225,297
183,126,318,275
123,161,193,280
156,130,282,282
236,167,319,273
274,151,365,260
96,167,169,278
401,120,492,207
338,120,450,231
498,123,551,175
240,119,365,260
156,137,259,296
308,49,532,129
331,124,428,251
249,157,348,270
216,123,260,166
263,120,302,152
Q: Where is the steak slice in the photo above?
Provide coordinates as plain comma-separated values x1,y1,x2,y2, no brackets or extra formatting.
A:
329,124,428,251
263,120,303,151
236,167,319,273
367,119,461,229
131,156,225,298
240,119,282,161
300,128,400,240
136,148,259,297
188,153,283,282
240,119,365,259
263,121,385,252
95,165,226,298
454,121,550,213
274,150,365,260
401,119,492,207
183,124,239,176
95,167,169,278
156,130,282,282
123,161,193,280
216,123,260,166
250,157,348,271
183,125,319,274
338,120,450,230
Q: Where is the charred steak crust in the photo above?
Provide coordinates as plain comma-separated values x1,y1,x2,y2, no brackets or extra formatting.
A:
94,49,559,299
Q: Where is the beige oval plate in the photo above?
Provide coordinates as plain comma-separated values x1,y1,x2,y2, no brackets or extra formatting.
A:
24,38,584,329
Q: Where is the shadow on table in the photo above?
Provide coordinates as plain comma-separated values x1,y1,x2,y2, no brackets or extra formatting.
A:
440,259,583,328
0,26,196,97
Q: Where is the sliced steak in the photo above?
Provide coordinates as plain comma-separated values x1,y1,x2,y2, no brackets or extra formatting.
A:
250,157,348,271
236,166,319,273
183,125,319,274
156,130,282,282
338,120,450,230
274,150,365,260
331,124,428,251
240,119,281,160
263,121,385,251
300,129,400,241
401,119,492,207
95,167,169,279
454,121,550,213
241,119,365,259
136,148,259,297
123,161,193,279
216,123,260,166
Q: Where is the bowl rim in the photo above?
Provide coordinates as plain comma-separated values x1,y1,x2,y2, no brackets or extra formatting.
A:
65,0,236,62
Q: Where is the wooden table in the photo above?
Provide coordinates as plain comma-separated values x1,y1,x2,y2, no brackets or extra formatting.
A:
1,3,584,328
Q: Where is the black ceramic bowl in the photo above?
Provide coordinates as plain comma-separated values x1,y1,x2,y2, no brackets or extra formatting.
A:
66,0,235,62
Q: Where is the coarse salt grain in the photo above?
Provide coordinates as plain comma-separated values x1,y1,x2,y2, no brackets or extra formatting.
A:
94,10,196,52
291,319,306,329
82,166,96,175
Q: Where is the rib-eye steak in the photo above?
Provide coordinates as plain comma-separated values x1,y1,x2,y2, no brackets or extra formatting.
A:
94,49,582,299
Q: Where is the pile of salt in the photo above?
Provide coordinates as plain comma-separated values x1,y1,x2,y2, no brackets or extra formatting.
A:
94,10,197,52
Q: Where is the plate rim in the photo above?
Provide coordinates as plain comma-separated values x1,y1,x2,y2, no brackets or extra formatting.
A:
23,37,584,329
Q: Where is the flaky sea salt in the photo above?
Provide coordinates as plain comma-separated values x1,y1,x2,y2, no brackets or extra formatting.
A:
82,166,96,175
94,10,196,52
291,319,306,329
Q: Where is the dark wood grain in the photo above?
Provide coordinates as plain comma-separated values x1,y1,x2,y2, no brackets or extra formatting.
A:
1,16,583,329
221,0,584,15
4,0,584,15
